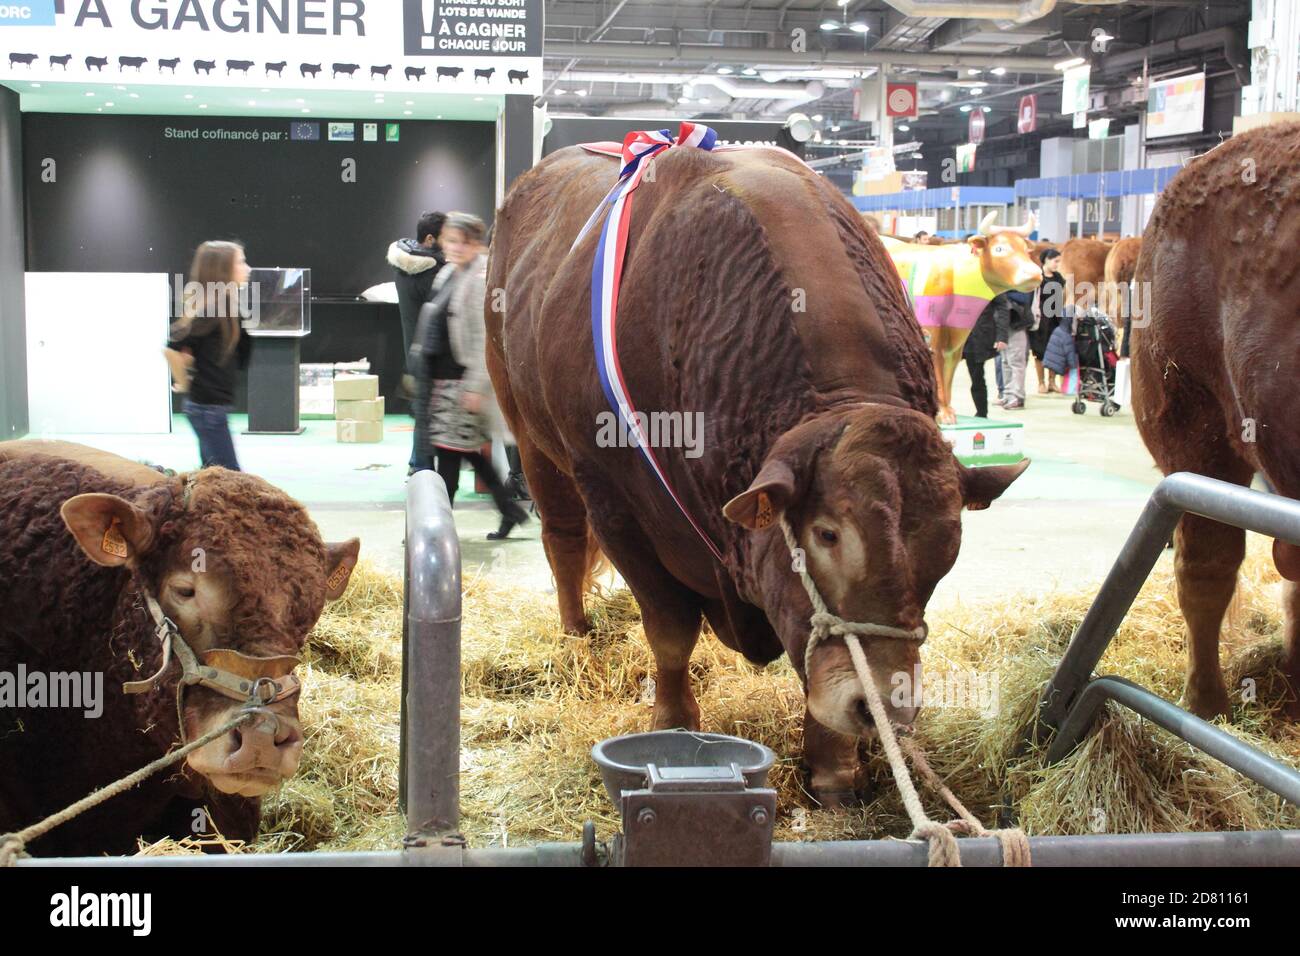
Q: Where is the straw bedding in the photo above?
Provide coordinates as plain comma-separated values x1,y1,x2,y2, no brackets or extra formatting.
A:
138,536,1300,854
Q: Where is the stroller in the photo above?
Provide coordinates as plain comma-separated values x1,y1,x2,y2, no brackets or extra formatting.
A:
1070,308,1121,417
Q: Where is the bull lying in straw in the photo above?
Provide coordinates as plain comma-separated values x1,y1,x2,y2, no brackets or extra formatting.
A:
0,441,359,856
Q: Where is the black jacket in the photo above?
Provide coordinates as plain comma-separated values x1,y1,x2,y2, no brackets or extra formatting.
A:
388,239,445,351
169,318,250,406
963,294,1009,363
1005,290,1034,335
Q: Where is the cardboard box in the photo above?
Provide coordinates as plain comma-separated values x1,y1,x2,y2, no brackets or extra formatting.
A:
335,397,384,422
333,374,379,402
300,363,336,418
337,419,383,443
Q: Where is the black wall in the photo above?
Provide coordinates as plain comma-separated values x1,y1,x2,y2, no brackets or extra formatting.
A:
23,114,496,298
544,117,805,157
0,87,27,440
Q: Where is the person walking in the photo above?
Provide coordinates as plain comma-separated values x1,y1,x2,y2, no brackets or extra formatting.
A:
166,240,251,470
389,211,446,474
1029,248,1066,393
409,212,529,540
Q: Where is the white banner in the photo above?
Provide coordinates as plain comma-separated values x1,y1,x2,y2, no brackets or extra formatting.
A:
0,0,542,94
1147,71,1205,139
1060,63,1090,116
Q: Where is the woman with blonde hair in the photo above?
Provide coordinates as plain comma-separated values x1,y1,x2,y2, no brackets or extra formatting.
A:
166,240,251,470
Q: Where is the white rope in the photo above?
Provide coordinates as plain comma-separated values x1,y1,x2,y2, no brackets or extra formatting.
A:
778,515,1029,867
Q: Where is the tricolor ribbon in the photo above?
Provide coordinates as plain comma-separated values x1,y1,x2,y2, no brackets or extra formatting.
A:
573,123,725,562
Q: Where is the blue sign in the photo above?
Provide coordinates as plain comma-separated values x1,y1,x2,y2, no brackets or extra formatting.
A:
0,1,56,26
290,122,320,142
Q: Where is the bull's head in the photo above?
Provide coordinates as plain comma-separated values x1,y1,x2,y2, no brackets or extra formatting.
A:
60,471,359,798
968,211,1041,294
723,405,1026,738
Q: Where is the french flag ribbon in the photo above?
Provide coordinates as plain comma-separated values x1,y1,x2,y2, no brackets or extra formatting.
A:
572,122,725,562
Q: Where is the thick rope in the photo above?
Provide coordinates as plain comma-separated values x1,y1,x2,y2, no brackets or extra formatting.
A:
0,710,253,866
778,516,1028,867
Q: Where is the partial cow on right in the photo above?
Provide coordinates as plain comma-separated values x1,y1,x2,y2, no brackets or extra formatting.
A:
1132,121,1300,719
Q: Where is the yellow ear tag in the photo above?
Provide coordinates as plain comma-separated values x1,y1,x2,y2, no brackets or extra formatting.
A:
326,564,349,592
754,492,774,529
102,517,129,558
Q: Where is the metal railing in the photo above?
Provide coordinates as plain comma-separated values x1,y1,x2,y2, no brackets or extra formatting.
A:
399,470,463,838
1032,472,1300,805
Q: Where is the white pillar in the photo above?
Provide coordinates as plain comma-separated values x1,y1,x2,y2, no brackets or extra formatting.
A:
1242,0,1300,116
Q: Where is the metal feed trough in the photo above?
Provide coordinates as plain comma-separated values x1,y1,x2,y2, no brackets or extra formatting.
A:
19,471,1300,867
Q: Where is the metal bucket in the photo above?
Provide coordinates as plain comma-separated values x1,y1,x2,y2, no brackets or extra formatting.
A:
591,730,776,806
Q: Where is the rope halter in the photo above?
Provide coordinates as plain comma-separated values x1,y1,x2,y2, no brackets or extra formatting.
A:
776,515,926,678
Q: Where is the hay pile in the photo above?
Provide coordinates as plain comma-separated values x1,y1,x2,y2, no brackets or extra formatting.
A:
141,536,1300,855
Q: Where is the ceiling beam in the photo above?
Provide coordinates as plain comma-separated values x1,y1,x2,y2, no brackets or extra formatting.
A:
543,40,1062,70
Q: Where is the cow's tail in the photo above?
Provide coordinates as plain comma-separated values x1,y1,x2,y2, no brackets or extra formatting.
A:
583,526,612,595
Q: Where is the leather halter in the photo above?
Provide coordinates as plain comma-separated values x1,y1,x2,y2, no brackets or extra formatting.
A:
121,475,301,744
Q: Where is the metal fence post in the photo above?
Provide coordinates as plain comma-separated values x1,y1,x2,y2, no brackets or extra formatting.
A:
401,470,462,837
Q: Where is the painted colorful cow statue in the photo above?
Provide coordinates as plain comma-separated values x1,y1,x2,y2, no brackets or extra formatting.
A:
881,212,1043,423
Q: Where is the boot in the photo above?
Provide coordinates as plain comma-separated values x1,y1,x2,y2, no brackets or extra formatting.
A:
487,500,530,540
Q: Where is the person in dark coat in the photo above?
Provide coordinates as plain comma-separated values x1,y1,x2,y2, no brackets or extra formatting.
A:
962,292,1012,419
1042,304,1079,385
1029,248,1066,393
388,211,446,473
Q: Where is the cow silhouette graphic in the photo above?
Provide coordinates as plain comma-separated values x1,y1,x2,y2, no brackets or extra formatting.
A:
86,56,109,71
8,53,38,69
405,66,426,82
158,57,181,74
474,67,495,82
436,66,463,81
507,69,529,84
226,59,254,76
332,62,360,79
118,56,148,72
371,64,391,80
265,60,287,77
49,54,73,70
301,63,321,78
193,59,216,75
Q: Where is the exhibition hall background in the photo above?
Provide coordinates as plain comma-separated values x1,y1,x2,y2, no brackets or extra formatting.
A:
1,89,24,441
11,109,497,418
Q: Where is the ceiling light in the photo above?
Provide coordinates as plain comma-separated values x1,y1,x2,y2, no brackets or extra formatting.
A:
785,112,814,143
405,100,414,105
897,123,910,132
129,92,139,98
981,106,990,113
248,100,256,106
819,20,839,30
912,152,923,160
1055,57,1086,71
30,83,40,88
812,114,823,122
554,88,568,95
830,124,841,132
404,110,413,115
966,69,982,76
473,96,483,101
104,102,114,107
969,85,985,93
991,67,1007,76
301,108,310,113
836,0,850,6
261,88,270,93
717,67,733,75
742,67,757,76
677,96,690,104
199,104,208,109
184,93,194,99
114,85,125,91
575,89,587,96
959,104,972,112
296,98,305,104
849,22,869,33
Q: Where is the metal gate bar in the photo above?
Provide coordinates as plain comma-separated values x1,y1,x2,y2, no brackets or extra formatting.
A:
1046,676,1300,804
1032,472,1300,802
18,829,1300,867
399,470,463,837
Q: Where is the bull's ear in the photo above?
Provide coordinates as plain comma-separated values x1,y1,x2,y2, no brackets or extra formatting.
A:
324,538,361,600
1273,540,1300,582
61,493,156,567
967,236,987,256
723,460,796,531
958,458,1030,511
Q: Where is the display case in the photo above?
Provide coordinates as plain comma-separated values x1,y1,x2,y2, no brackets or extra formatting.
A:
245,267,311,338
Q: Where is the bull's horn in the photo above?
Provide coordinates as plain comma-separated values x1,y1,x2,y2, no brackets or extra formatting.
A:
1005,210,1038,236
977,211,998,236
